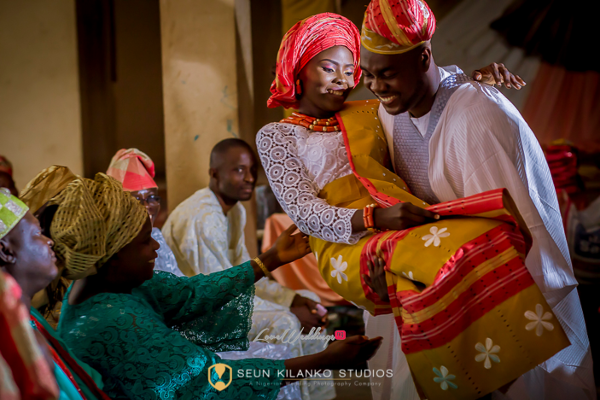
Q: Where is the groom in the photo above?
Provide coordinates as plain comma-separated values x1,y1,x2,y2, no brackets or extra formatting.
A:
359,0,594,399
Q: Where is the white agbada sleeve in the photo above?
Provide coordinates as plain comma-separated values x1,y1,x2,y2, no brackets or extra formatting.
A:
429,84,594,398
375,79,595,400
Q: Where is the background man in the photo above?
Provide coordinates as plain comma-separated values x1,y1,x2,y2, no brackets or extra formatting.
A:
163,138,334,400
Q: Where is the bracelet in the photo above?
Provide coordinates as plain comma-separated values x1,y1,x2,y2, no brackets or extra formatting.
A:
254,257,274,279
363,203,381,233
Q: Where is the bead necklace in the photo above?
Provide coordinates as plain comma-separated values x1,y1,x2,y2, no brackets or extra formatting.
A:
281,112,340,132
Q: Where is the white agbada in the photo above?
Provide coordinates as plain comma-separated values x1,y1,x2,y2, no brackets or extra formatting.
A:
366,66,595,400
162,187,335,400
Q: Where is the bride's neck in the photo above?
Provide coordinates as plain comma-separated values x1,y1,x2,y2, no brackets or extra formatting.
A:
297,103,336,119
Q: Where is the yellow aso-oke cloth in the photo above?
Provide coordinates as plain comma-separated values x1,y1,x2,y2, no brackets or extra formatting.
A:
19,166,77,214
51,173,148,279
361,0,436,55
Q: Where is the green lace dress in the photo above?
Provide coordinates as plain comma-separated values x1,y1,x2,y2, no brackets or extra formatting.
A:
57,262,285,400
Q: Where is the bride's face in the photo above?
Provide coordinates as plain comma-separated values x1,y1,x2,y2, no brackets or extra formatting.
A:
297,46,356,117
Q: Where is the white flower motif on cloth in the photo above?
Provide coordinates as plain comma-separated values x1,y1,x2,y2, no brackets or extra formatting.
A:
330,255,348,284
402,271,414,280
475,338,501,369
433,366,457,390
256,122,368,245
525,304,554,336
422,226,450,247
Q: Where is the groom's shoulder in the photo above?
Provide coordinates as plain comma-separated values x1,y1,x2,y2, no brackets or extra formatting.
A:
450,80,517,115
447,81,524,129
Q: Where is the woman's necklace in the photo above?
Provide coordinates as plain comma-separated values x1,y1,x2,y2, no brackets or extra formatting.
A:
280,112,340,132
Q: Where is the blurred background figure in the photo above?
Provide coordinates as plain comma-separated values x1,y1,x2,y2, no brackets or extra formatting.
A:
0,156,18,196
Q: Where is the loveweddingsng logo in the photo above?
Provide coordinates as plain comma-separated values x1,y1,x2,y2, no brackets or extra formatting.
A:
253,327,346,344
208,363,232,391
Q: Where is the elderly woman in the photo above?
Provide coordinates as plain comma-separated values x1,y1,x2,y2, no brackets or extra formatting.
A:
0,188,108,400
50,173,381,399
105,148,182,277
19,166,80,326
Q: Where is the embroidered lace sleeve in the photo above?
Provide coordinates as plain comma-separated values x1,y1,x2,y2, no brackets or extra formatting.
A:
256,122,366,244
58,281,284,400
138,263,256,352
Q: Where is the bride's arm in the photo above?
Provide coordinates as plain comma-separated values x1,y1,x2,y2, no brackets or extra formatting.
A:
256,123,367,245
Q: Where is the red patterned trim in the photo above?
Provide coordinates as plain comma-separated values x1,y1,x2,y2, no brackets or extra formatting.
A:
428,189,505,215
401,259,533,353
33,319,112,400
392,226,534,353
359,229,413,308
336,111,403,208
399,224,525,310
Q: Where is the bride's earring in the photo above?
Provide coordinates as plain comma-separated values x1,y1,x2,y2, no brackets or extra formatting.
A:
296,79,303,95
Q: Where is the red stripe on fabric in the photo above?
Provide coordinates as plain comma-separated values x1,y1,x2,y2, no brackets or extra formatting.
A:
0,314,31,396
427,189,505,216
47,346,86,399
374,307,393,316
360,229,411,306
398,224,523,310
401,257,529,341
400,258,534,353
33,319,112,400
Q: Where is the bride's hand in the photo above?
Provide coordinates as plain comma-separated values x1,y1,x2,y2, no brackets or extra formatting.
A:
472,63,526,89
362,255,390,302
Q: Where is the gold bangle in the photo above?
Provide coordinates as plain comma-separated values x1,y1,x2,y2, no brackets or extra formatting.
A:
254,257,274,279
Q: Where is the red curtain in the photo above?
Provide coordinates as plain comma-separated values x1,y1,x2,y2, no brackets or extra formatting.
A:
523,62,600,151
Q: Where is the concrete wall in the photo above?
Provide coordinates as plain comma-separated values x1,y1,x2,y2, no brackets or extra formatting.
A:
0,0,83,189
113,0,166,177
160,0,239,209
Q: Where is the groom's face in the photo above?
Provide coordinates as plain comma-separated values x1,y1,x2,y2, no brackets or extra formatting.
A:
360,45,428,116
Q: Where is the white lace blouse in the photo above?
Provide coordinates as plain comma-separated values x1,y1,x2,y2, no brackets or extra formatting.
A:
256,122,367,244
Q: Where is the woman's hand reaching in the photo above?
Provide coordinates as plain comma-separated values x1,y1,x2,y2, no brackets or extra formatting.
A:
270,224,311,264
254,224,311,281
472,63,526,90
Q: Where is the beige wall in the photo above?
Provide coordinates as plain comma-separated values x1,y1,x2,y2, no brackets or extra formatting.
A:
160,0,258,255
113,0,165,178
0,0,82,189
160,0,239,209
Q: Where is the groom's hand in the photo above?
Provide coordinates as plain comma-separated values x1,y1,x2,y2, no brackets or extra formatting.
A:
374,202,439,231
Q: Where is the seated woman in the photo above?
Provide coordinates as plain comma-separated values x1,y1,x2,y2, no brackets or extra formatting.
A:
105,148,183,277
19,166,80,327
106,148,328,399
51,173,381,399
0,187,108,400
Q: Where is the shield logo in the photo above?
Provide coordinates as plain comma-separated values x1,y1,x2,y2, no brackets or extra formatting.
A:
208,363,233,391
